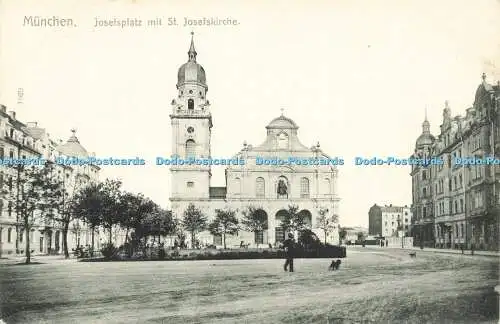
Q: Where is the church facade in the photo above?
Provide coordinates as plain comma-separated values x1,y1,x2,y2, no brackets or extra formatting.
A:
169,35,340,247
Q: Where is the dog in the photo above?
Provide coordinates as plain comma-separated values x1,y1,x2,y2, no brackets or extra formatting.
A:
328,259,342,271
409,252,416,258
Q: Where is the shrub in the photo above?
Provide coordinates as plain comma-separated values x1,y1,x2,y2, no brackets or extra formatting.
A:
101,243,118,260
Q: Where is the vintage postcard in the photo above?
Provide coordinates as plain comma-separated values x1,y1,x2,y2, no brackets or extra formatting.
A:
0,0,499,323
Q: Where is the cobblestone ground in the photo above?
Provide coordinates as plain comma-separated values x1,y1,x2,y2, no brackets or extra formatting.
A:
0,248,498,323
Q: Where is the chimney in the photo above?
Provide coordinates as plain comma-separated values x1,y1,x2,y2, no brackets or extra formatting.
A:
0,105,6,113
26,122,38,128
389,204,392,207
8,111,16,119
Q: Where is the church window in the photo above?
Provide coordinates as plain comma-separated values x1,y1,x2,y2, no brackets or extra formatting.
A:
277,132,288,149
254,231,264,244
324,178,331,194
188,99,194,110
185,140,196,158
234,177,241,195
300,177,310,198
189,90,193,94
256,177,265,198
7,228,12,243
187,181,194,188
187,126,194,134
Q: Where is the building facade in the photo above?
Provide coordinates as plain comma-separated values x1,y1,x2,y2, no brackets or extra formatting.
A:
169,35,341,247
411,74,499,250
368,204,412,237
0,105,104,256
341,226,368,244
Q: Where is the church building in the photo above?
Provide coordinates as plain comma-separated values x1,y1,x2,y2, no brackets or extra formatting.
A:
169,34,340,247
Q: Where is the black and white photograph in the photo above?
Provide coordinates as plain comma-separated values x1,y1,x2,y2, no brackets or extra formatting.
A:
0,0,499,323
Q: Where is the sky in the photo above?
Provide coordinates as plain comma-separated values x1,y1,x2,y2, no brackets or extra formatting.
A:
1,0,499,227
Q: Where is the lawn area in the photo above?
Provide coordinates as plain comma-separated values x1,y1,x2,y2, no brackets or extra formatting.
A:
0,248,498,323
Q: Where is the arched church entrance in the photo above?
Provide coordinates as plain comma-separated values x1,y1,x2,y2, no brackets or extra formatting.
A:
275,209,289,243
252,209,269,247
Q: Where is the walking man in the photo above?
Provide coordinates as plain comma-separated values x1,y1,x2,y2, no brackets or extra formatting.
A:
283,233,296,272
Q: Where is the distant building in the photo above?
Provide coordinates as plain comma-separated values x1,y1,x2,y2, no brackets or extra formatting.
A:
368,204,412,237
410,74,499,251
0,105,110,256
342,226,368,244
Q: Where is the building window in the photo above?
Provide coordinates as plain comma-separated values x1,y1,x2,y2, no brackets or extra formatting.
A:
300,177,310,198
9,150,13,159
422,171,427,180
213,235,222,246
254,231,264,244
454,201,458,214
460,199,464,212
7,228,12,243
0,227,2,243
187,181,194,188
8,201,12,217
234,177,241,195
185,140,196,158
256,177,265,198
277,132,288,149
423,206,427,218
461,224,464,237
324,178,331,194
422,188,427,197
275,227,285,243
188,98,194,110
0,147,4,159
19,230,23,243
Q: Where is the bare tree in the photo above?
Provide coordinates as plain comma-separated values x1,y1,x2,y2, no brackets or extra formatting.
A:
316,207,338,244
4,164,61,264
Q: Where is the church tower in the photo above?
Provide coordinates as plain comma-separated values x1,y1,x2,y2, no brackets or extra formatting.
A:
170,33,212,199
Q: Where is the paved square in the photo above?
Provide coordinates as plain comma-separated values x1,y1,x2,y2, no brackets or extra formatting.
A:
0,249,498,323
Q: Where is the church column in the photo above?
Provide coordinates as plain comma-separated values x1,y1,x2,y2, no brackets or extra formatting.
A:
333,170,338,197
268,214,276,246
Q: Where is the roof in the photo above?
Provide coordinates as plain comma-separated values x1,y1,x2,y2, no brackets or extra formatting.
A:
56,131,88,158
266,115,299,129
